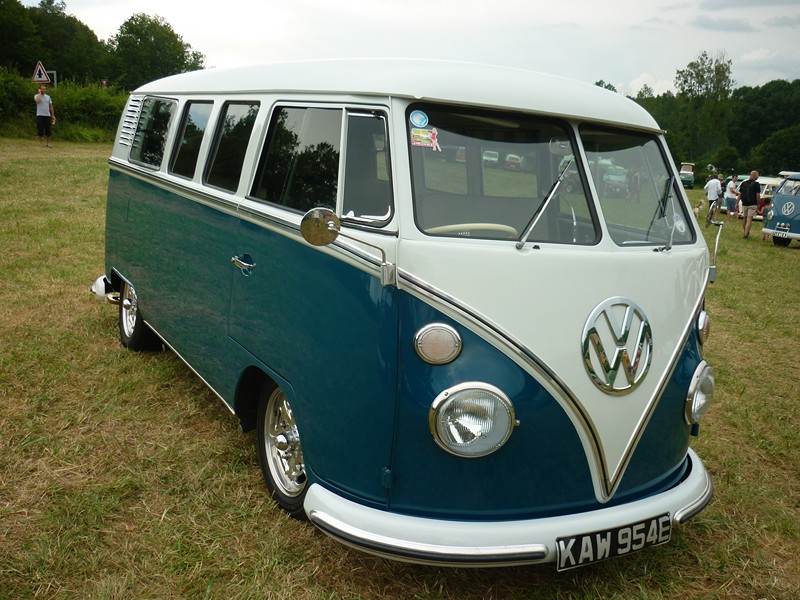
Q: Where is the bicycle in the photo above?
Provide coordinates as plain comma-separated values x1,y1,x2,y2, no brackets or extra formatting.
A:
705,197,720,227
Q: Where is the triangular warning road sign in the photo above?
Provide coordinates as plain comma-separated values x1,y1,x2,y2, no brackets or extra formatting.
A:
32,61,51,83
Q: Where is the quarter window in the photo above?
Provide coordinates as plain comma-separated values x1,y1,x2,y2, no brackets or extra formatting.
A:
129,97,176,168
580,126,694,246
170,101,213,179
205,102,259,192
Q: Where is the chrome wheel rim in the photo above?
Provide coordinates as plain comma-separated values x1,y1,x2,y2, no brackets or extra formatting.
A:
121,284,139,338
264,388,306,497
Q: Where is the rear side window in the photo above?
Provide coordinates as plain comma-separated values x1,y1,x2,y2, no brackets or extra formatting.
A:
205,102,259,192
170,101,213,179
129,97,176,168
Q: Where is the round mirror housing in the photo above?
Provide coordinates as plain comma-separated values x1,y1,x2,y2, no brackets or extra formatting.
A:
301,208,341,247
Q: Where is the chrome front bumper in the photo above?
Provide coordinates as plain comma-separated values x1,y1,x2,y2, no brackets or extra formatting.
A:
304,448,713,567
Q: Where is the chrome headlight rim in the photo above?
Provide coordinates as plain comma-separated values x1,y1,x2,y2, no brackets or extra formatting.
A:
428,382,516,458
414,323,463,365
685,360,714,425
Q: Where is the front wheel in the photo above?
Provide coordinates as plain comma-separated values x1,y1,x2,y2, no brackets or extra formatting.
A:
257,384,307,518
119,281,161,351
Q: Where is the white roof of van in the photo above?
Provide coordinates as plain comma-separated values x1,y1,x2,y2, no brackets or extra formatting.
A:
135,59,661,132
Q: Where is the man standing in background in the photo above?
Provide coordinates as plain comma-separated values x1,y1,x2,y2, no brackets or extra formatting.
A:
739,170,761,238
34,84,56,147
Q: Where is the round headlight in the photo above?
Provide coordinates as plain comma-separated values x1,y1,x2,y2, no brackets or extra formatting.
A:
414,323,462,365
697,310,711,345
685,361,714,425
429,383,516,458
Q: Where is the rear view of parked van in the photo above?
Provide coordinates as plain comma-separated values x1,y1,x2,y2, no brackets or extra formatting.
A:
93,59,715,569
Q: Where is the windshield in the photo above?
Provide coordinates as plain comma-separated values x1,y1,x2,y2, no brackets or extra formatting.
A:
407,104,599,244
580,126,694,246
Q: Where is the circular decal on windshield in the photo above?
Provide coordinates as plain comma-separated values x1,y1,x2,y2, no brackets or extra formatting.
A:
409,110,429,128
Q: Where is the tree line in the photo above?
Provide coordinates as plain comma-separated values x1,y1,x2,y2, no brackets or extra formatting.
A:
1,1,798,174
1,0,204,91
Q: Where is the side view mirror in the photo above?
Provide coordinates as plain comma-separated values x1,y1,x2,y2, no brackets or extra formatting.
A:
300,207,397,287
301,208,340,247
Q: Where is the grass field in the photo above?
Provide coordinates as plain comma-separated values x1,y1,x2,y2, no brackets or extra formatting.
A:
1,138,798,599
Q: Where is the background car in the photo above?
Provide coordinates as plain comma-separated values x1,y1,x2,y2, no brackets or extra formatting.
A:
504,153,523,170
720,174,782,220
482,150,499,167
679,162,695,189
763,174,800,246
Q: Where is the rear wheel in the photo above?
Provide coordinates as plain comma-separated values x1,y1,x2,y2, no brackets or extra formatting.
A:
119,281,161,351
257,384,307,518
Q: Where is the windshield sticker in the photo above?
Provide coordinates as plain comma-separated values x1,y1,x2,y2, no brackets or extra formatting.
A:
409,110,429,128
411,127,441,151
674,215,687,234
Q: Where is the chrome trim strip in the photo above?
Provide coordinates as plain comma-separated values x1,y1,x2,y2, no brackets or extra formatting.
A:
397,265,708,502
308,509,549,566
109,159,241,217
674,469,714,524
110,162,391,280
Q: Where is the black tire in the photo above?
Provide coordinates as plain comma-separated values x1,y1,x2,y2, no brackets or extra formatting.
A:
772,236,791,247
119,281,162,351
257,384,308,518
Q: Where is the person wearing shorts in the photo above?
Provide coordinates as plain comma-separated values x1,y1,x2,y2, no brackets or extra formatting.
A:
739,170,761,238
725,174,739,221
34,84,56,147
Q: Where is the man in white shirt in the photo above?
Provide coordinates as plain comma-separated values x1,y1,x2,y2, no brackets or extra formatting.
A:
703,175,722,220
34,84,56,147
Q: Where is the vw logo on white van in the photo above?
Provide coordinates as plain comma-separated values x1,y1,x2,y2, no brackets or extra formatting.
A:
781,201,795,217
582,297,653,395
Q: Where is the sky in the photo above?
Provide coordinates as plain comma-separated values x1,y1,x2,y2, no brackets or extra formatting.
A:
24,0,800,95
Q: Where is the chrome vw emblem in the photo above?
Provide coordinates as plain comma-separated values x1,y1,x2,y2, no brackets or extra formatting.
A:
582,297,653,395
781,201,795,217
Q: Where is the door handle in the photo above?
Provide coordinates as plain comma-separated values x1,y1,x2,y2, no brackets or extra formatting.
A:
231,255,256,276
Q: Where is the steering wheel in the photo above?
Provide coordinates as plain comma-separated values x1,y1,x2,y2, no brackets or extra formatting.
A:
425,223,519,239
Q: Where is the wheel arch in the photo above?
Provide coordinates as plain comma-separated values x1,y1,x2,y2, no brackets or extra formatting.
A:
234,366,276,433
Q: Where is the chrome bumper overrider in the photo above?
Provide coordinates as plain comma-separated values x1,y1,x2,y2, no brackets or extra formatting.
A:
304,448,713,567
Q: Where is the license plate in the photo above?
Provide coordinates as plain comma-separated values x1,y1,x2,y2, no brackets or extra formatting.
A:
556,513,671,571
774,231,789,238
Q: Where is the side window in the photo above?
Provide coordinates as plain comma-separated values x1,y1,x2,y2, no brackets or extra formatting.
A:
170,101,213,179
251,107,342,212
205,102,259,192
342,112,393,222
129,97,176,168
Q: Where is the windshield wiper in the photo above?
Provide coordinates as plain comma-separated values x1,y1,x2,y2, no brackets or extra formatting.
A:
516,158,574,250
655,175,677,252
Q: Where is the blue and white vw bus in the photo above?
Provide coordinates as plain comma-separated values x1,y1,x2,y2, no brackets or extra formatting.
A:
763,173,800,246
92,59,715,569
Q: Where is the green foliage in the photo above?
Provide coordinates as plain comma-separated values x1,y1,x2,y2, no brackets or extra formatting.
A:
672,51,734,160
106,13,206,91
0,67,126,141
28,0,109,82
0,0,43,70
0,0,204,92
750,124,800,174
729,79,800,160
